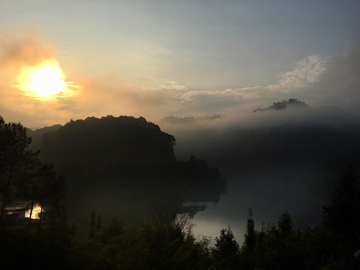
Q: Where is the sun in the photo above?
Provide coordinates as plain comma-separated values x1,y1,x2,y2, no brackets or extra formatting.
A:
15,60,79,99
28,65,66,97
15,60,79,100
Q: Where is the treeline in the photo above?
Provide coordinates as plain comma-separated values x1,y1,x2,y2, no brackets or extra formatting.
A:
0,116,66,230
218,166,360,270
0,166,359,269
253,98,308,112
1,115,360,269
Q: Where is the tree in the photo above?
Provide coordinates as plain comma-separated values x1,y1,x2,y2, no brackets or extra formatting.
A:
16,157,43,230
322,165,360,265
212,225,241,270
0,116,67,230
88,211,102,239
35,163,67,231
277,210,293,237
241,208,257,269
0,116,38,224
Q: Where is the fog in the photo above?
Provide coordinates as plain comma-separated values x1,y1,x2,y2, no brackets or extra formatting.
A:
3,28,360,244
158,104,360,242
20,40,360,243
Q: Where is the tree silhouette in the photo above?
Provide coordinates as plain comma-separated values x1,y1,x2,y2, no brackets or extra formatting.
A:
277,210,294,237
322,165,360,264
241,208,256,269
0,116,38,224
0,116,67,229
212,225,240,270
32,163,67,231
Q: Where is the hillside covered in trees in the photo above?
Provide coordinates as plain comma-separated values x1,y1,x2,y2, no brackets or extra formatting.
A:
27,115,226,228
252,98,308,112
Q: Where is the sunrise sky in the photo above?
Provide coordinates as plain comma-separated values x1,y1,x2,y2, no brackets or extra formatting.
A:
0,1,359,128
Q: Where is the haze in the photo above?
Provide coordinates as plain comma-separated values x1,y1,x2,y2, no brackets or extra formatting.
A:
1,1,360,242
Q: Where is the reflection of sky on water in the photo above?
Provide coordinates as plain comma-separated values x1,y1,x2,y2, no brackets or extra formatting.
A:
191,177,323,244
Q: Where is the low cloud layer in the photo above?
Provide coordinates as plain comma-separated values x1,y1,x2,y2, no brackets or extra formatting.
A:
159,103,360,242
174,47,360,117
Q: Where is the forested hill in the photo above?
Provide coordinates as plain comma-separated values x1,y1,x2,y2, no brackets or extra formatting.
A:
28,115,225,228
26,124,62,153
252,98,308,112
39,115,177,173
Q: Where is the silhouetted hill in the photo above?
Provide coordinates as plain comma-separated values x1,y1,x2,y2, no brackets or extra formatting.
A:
253,98,308,112
26,124,62,152
41,115,177,173
29,115,225,228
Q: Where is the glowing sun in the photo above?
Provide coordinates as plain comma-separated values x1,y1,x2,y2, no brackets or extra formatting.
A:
16,60,78,99
28,65,66,97
14,58,80,101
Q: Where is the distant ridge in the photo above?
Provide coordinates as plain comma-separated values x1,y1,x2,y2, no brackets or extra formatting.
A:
159,115,221,126
253,98,308,112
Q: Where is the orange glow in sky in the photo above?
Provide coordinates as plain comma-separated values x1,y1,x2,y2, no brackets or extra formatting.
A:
17,61,76,100
29,66,65,96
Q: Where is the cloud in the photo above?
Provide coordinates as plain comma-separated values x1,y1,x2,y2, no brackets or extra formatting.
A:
268,54,327,92
0,28,74,127
149,81,187,90
0,28,54,73
0,28,180,127
175,48,360,115
181,87,261,106
67,76,178,121
168,86,278,117
309,45,360,108
1,27,360,128
165,53,342,116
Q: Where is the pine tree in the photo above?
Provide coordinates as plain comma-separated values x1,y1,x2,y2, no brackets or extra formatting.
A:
0,117,39,224
212,225,241,270
322,165,360,263
277,210,293,237
241,208,257,269
242,208,256,254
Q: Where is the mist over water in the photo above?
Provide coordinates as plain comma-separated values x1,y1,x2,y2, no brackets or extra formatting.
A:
191,172,323,243
159,106,360,242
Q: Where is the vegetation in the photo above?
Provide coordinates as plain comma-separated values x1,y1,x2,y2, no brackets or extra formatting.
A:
0,116,66,228
1,115,360,269
2,176,359,270
253,98,308,112
30,115,226,228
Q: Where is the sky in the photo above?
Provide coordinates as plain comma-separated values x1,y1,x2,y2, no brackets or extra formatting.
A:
0,1,360,128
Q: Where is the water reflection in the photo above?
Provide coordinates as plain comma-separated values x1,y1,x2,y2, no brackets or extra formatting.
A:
189,176,323,244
